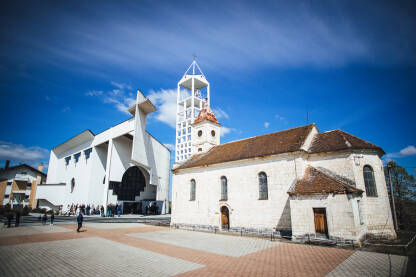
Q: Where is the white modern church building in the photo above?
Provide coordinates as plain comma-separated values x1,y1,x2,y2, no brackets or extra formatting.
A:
37,90,170,214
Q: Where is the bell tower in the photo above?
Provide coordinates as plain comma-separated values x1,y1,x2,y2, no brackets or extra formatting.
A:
175,58,210,162
192,103,221,154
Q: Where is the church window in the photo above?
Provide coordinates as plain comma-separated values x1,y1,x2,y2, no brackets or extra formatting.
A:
177,138,181,143
221,176,228,200
188,148,191,153
363,165,377,197
188,127,191,133
188,135,191,140
258,172,268,200
211,130,216,137
198,148,202,152
70,178,75,193
65,156,71,166
84,148,92,160
177,131,180,136
74,153,81,163
185,149,187,153
198,130,203,137
190,179,196,201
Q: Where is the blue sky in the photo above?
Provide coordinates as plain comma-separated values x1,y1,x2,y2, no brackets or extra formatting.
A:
0,0,415,176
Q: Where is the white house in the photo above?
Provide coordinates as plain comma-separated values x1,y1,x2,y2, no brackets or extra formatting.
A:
171,106,396,242
37,90,170,214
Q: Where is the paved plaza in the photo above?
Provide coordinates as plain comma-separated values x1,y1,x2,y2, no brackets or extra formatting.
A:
0,223,409,276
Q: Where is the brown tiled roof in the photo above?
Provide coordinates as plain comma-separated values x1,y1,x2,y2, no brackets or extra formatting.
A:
193,104,219,125
174,124,315,171
309,129,384,155
288,167,362,196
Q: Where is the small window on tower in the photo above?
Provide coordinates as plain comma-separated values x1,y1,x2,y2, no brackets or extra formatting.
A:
188,135,191,140
198,130,203,137
198,148,202,152
188,127,191,133
211,130,216,137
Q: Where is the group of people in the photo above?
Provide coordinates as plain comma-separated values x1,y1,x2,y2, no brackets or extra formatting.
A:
67,203,103,216
66,203,123,217
37,213,54,225
6,211,21,228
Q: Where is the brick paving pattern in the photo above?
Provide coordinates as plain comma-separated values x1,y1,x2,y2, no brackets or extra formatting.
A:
327,251,408,277
0,237,203,277
129,229,280,257
0,223,409,276
0,225,69,237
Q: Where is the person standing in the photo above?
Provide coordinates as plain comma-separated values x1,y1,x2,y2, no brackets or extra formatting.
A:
15,211,21,227
42,213,47,225
50,213,55,225
7,212,13,228
77,212,83,232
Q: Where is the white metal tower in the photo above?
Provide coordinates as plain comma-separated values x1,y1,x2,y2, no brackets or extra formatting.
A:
175,59,210,162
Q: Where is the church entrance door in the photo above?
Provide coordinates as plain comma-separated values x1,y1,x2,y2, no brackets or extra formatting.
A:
220,206,229,230
313,208,328,237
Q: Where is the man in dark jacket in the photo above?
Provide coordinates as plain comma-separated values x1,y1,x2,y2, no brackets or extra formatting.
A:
77,212,83,232
15,211,21,227
6,212,13,228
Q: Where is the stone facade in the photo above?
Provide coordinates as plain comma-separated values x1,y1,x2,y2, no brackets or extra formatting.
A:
172,124,396,242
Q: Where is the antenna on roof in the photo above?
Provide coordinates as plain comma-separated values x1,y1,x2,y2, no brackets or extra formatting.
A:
192,53,197,74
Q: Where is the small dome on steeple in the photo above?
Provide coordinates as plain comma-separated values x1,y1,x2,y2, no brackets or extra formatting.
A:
193,103,220,125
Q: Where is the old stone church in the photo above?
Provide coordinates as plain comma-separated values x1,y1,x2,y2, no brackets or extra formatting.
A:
171,105,396,242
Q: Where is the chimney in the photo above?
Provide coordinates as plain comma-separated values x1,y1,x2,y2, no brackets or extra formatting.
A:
5,160,10,169
37,163,44,172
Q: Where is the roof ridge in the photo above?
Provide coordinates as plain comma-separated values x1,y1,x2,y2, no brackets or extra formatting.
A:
218,124,315,148
336,129,381,148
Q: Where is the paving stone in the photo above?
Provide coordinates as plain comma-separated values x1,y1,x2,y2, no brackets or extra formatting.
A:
326,250,408,277
83,222,146,229
0,225,70,237
129,229,280,257
0,237,203,277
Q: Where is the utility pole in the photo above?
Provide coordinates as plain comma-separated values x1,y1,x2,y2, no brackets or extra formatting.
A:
388,164,399,231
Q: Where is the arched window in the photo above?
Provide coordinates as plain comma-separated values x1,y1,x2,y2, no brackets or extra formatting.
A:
258,172,268,199
363,165,377,197
70,178,75,193
190,179,196,201
221,176,228,200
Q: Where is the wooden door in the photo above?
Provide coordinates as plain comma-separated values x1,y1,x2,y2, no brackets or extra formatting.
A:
221,206,229,230
313,208,328,235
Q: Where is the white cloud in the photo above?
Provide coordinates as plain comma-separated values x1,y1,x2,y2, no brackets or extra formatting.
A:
164,143,175,151
62,106,71,112
0,141,49,164
275,114,285,121
111,81,132,91
264,122,270,128
386,145,416,159
147,89,178,128
85,90,103,96
220,126,238,137
213,108,229,119
87,82,136,115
